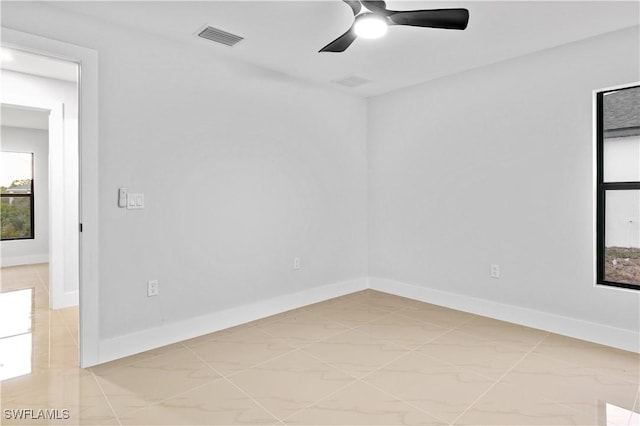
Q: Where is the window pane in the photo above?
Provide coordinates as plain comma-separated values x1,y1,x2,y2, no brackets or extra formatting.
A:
0,197,33,239
603,87,640,182
0,152,33,195
605,190,640,285
604,137,640,182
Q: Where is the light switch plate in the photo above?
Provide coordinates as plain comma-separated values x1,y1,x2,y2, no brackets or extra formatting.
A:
127,193,144,209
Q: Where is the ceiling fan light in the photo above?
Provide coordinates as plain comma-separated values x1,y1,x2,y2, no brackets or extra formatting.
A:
354,14,388,39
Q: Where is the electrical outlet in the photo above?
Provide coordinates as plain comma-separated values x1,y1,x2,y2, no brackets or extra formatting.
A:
490,264,500,279
293,257,301,270
147,280,159,297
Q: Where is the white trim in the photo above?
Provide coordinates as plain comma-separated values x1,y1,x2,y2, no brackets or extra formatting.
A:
98,277,368,365
2,28,100,367
0,254,49,267
369,277,639,353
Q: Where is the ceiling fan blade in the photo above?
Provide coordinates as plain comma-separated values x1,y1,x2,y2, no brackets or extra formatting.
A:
389,8,469,30
361,0,392,15
319,26,357,52
343,0,361,15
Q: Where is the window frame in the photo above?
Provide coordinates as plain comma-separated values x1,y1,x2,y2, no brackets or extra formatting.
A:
595,83,640,291
0,151,35,241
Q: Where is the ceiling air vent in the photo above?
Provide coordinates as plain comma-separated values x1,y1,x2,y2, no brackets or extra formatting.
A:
333,75,371,88
197,26,243,47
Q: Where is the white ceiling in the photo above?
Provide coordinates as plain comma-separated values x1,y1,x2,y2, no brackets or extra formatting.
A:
44,1,640,97
1,105,49,130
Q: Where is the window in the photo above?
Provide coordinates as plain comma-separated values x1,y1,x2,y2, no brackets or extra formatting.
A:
0,152,34,241
596,84,640,290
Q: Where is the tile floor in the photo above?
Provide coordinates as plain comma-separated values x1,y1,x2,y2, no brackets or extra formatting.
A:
1,263,639,425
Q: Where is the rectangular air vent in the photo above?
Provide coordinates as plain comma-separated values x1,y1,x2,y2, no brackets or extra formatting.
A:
333,75,371,88
197,26,243,47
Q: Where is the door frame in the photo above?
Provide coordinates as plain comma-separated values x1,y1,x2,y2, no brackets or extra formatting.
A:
2,28,100,367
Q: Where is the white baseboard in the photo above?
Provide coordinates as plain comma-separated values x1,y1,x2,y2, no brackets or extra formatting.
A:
0,254,49,267
369,277,639,353
97,277,368,365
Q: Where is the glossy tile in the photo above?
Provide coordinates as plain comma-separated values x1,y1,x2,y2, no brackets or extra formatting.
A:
89,342,186,375
396,304,476,329
118,377,278,425
1,368,116,425
315,303,392,327
92,347,220,417
3,266,638,426
356,312,449,349
255,310,347,348
454,382,589,425
500,353,639,418
228,350,354,419
303,329,409,378
365,351,496,423
456,315,549,349
533,333,640,383
284,380,444,425
419,329,529,379
351,291,421,312
187,326,295,376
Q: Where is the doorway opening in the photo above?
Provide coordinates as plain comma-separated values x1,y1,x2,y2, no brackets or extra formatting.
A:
1,47,80,376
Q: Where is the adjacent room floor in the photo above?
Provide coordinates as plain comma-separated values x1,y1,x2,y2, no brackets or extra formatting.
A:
1,264,638,425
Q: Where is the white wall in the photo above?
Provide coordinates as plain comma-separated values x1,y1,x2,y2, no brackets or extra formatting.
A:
0,126,49,264
369,25,640,336
1,2,368,344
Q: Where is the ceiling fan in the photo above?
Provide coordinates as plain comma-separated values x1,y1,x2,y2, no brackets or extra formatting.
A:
320,0,469,52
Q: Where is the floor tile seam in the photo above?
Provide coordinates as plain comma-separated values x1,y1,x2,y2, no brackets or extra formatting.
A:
88,367,122,426
349,323,446,351
33,266,48,292
400,348,512,383
297,347,367,380
94,347,226,419
531,349,640,386
343,299,409,313
360,376,451,424
182,327,296,351
315,309,398,329
326,324,416,350
447,325,550,352
256,311,350,333
379,326,456,351
392,309,468,331
107,372,227,421
60,319,78,346
256,321,353,347
190,340,306,381
217,374,285,425
339,342,424,381
449,332,549,425
276,377,360,423
105,362,232,418
414,337,534,376
548,396,623,419
90,344,192,376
